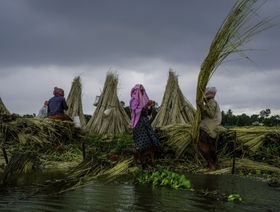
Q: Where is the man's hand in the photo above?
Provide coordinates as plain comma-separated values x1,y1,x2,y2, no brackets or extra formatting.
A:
198,101,204,110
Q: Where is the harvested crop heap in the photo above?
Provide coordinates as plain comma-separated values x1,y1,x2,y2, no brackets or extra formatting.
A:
156,124,193,159
0,98,10,115
66,76,87,128
152,70,195,128
0,115,79,154
86,72,130,135
232,127,280,166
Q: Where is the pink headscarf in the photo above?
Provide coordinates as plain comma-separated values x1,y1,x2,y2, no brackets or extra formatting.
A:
129,84,149,128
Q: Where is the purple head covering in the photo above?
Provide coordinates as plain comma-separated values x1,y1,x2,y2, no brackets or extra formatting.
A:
129,84,149,128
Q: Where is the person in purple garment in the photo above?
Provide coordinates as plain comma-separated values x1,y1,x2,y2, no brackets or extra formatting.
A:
129,84,160,169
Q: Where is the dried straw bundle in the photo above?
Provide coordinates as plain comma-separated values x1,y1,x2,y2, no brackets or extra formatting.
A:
221,158,280,175
86,72,130,135
0,117,76,149
45,156,134,193
2,152,41,184
232,126,280,152
192,0,272,146
157,124,193,158
66,76,87,128
152,70,195,128
0,97,10,115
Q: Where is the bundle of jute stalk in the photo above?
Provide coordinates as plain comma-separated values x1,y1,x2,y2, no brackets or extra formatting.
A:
1,117,76,149
192,0,272,148
2,152,41,185
66,76,87,128
157,123,193,158
43,156,134,193
152,70,195,128
0,97,10,115
86,72,130,135
221,158,280,175
232,126,280,152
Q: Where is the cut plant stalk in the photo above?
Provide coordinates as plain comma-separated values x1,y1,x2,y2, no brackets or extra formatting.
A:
192,0,272,154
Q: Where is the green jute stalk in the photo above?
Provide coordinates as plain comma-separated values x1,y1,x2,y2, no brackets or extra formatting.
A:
192,0,272,152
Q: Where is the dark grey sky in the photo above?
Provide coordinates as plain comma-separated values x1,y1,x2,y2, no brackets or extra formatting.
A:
0,0,279,115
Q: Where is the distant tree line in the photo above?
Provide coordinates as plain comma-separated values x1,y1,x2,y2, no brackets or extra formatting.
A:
222,109,280,127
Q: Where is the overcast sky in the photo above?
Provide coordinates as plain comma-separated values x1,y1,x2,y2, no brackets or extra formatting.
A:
0,0,280,115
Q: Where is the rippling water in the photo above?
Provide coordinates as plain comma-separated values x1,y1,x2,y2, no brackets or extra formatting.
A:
0,172,279,211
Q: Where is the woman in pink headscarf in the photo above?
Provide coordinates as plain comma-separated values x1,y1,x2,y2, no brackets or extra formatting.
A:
130,84,160,169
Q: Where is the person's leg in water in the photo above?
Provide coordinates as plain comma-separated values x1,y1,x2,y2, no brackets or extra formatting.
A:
141,153,149,170
198,130,217,170
141,148,156,171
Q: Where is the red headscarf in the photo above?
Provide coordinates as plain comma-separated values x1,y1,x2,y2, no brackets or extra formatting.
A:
53,87,65,97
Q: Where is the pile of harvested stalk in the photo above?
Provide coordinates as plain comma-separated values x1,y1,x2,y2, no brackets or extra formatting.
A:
42,155,135,193
39,134,136,193
230,127,280,166
152,70,195,128
0,115,79,154
156,123,229,160
157,123,280,165
156,124,193,159
232,127,280,152
66,76,87,128
212,158,280,176
0,97,10,115
2,152,41,185
86,72,130,135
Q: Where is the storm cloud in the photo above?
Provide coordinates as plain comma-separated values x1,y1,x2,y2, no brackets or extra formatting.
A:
0,0,279,115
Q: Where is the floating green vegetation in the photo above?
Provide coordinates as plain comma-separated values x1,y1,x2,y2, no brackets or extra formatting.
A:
137,169,191,190
227,193,242,202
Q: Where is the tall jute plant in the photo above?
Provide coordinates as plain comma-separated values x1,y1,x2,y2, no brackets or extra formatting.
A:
152,69,195,128
192,0,272,149
86,72,130,135
66,76,87,128
0,97,10,115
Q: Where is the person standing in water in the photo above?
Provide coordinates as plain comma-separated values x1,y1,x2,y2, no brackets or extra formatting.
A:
198,87,222,170
130,84,160,169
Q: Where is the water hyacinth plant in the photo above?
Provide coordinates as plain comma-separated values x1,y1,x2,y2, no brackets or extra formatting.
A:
227,193,242,202
137,169,191,190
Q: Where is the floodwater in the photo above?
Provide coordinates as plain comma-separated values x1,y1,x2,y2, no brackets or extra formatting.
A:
0,171,279,211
